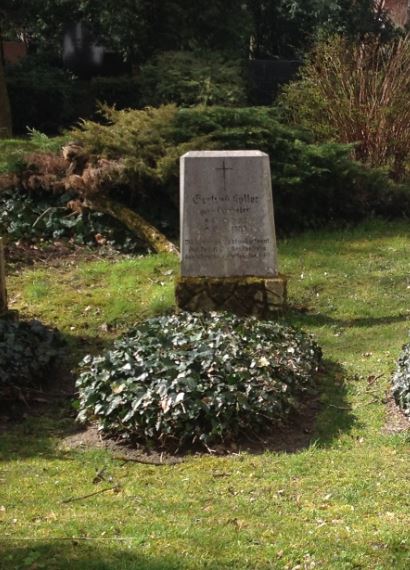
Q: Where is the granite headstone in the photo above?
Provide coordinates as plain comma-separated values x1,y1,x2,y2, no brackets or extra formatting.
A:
176,151,286,315
180,150,278,277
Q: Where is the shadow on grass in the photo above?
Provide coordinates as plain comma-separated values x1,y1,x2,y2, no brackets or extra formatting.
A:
0,330,113,463
3,532,407,570
284,304,410,331
0,404,79,463
62,330,121,369
0,329,358,461
0,541,184,570
237,357,358,455
312,359,360,448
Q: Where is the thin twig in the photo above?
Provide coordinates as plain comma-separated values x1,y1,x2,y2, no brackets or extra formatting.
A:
111,455,182,466
61,486,118,504
32,207,64,228
353,398,385,408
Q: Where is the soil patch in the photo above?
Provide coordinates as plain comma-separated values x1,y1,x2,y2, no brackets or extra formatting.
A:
384,394,410,435
5,241,135,272
60,395,321,465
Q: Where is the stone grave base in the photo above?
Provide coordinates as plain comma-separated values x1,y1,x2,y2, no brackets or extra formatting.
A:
175,275,287,317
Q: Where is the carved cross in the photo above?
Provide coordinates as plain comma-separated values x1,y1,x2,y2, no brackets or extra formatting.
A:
216,160,233,191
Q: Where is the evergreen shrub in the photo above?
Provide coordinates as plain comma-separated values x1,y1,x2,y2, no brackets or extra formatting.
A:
72,105,410,233
138,51,246,107
6,59,77,134
392,341,410,416
0,318,64,400
6,56,140,133
76,312,322,449
7,50,246,133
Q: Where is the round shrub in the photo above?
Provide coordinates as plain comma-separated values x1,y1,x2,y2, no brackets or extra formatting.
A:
0,318,64,400
76,312,322,449
392,341,410,416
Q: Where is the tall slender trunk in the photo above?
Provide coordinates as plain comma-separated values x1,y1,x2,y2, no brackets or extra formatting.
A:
0,50,12,139
0,237,7,315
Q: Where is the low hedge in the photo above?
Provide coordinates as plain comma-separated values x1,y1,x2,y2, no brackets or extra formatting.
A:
6,51,246,134
4,105,410,238
73,105,410,233
6,61,140,134
76,312,322,450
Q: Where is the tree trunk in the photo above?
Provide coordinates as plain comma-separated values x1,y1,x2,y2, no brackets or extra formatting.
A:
85,194,179,255
0,237,7,315
0,54,12,139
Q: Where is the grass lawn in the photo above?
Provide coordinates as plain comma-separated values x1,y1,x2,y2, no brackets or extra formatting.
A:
1,219,409,569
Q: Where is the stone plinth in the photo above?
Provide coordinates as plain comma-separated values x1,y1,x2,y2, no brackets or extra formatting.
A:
175,275,287,317
0,238,7,316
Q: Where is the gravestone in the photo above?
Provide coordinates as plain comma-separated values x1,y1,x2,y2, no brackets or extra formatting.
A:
63,23,130,78
176,151,287,316
63,23,104,79
0,238,8,316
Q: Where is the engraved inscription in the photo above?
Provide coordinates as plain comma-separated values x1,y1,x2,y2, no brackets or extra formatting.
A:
180,151,278,277
187,189,271,260
184,238,271,260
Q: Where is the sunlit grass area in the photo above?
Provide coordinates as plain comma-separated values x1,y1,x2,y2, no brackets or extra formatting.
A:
1,220,409,569
0,135,66,174
7,253,179,361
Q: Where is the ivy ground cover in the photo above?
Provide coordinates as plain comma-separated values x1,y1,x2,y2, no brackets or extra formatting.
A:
0,219,409,569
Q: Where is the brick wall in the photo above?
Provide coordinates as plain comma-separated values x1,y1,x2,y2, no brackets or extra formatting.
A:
383,0,410,27
2,41,27,65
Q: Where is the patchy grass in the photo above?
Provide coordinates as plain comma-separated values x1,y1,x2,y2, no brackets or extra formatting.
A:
1,220,410,569
0,135,66,174
7,253,179,362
